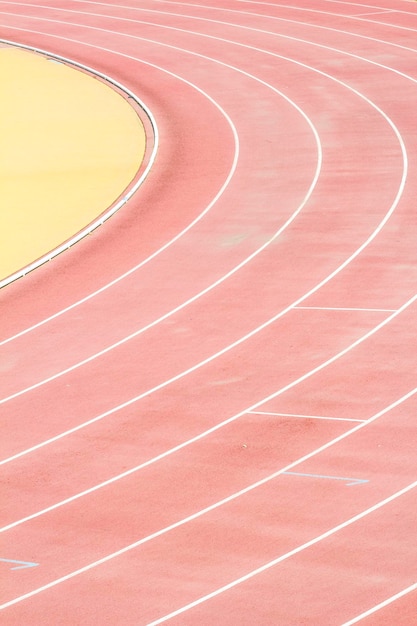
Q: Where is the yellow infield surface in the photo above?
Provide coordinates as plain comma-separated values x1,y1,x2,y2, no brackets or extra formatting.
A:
0,47,146,281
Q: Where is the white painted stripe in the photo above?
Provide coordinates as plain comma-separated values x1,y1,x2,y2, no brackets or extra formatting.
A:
1,322,415,531
151,0,417,53
0,24,323,402
352,10,396,17
1,387,416,610
248,411,366,422
0,10,408,464
2,0,416,341
237,0,416,23
0,9,408,410
2,2,412,608
0,37,240,345
342,580,417,625
2,289,414,467
320,0,410,13
146,476,417,624
294,306,396,312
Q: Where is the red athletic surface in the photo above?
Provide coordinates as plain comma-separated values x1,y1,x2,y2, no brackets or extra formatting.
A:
1,1,417,624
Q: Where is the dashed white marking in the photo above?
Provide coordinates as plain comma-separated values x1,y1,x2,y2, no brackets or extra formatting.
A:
247,411,366,423
294,306,396,312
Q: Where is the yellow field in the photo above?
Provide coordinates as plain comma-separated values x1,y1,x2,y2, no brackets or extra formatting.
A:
0,47,146,280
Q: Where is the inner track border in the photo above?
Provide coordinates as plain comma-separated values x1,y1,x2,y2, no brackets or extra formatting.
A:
0,37,159,290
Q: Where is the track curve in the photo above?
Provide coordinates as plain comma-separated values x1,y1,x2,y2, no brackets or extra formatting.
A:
1,1,416,624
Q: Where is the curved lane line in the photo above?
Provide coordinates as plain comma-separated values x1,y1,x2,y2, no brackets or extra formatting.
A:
0,20,408,460
146,467,417,624
0,26,324,398
0,15,407,404
1,385,416,610
0,2,412,536
2,290,415,528
1,0,415,345
0,41,240,341
41,0,417,55
342,579,417,625
236,0,417,25
57,0,417,85
0,0,417,346
0,4,414,619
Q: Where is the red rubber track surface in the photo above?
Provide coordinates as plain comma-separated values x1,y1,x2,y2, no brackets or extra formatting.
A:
1,1,417,624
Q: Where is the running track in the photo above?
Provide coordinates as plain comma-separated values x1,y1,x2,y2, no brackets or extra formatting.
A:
1,1,417,623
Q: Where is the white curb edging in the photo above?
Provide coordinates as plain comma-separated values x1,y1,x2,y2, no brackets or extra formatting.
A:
0,37,159,290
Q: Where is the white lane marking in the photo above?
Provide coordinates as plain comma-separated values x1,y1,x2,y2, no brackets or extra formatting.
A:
0,0,412,608
0,13,407,459
236,0,417,33
149,0,417,54
236,0,417,23
145,475,417,624
17,0,417,59
247,411,366,422
325,16,417,34
1,279,412,467
320,0,411,13
0,6,410,454
342,580,417,625
0,24,323,402
0,41,239,346
1,295,415,529
145,0,417,71
0,2,412,616
1,386,416,610
295,306,396,312
2,0,416,338
0,9,407,405
352,10,396,17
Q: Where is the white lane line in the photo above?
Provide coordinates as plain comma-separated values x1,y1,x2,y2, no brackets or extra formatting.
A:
0,1,412,604
2,0,415,341
342,580,417,625
352,10,396,17
145,476,417,625
1,295,415,529
143,0,417,76
0,41,239,346
247,411,366,422
352,14,417,32
236,0,417,21
0,9,408,479
0,9,407,405
0,0,323,346
321,0,409,12
0,0,417,346
0,1,412,616
23,0,417,63
0,22,322,403
236,0,417,33
1,386,416,610
1,276,413,467
149,0,417,54
0,15,406,457
294,306,396,312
